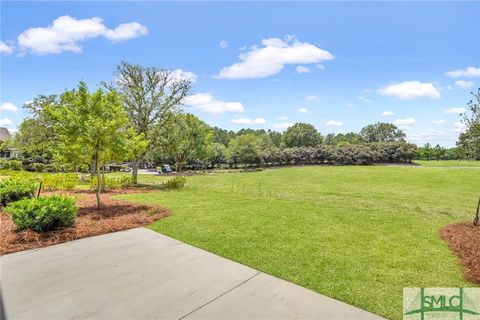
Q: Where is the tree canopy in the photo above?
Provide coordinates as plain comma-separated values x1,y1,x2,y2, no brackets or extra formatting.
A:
359,122,406,143
282,123,323,148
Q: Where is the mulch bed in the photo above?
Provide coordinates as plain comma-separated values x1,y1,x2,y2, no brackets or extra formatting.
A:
440,222,480,285
0,189,169,255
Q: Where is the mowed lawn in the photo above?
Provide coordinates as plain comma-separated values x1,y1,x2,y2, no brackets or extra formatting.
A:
117,165,479,319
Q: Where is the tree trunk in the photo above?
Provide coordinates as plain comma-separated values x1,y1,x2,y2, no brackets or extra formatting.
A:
94,148,103,209
131,159,139,184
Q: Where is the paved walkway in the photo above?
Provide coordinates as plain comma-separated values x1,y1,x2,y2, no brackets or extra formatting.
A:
1,228,383,319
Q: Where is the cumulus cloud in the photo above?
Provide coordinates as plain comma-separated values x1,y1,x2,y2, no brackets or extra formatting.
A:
445,107,465,115
0,41,14,55
0,118,13,126
273,122,294,129
170,69,197,83
231,117,266,125
357,96,371,103
17,15,147,55
305,95,319,101
446,66,480,78
455,80,474,88
378,81,440,100
407,130,452,143
217,36,334,79
325,120,343,127
0,102,18,112
184,93,244,115
432,120,445,125
219,40,228,49
298,107,312,114
381,111,394,116
296,66,311,74
393,117,416,127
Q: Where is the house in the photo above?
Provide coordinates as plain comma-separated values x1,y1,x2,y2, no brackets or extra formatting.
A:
0,127,20,159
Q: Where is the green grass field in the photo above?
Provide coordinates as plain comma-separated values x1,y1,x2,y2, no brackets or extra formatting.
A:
415,160,480,167
117,165,479,320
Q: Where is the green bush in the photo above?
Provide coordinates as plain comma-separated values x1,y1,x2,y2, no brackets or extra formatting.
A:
89,175,134,190
0,160,23,171
32,163,46,172
41,173,78,191
5,195,78,232
164,176,187,190
0,179,37,207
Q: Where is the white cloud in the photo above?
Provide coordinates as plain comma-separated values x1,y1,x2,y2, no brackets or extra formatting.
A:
407,130,452,143
278,116,288,121
357,96,371,103
217,36,334,79
381,111,394,117
0,102,18,112
0,41,14,55
445,107,465,115
393,117,416,127
432,120,445,125
305,95,319,101
17,15,147,55
325,120,343,127
347,103,354,108
316,64,325,70
447,85,454,90
219,40,228,49
273,122,294,129
171,69,197,83
184,93,244,115
453,121,467,133
454,80,474,89
0,118,13,126
298,107,312,114
378,81,440,100
231,117,266,125
296,66,311,74
446,66,480,78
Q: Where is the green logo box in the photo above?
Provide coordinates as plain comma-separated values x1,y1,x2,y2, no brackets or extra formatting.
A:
404,288,480,320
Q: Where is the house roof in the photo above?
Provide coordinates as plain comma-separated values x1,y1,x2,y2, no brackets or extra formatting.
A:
0,127,12,141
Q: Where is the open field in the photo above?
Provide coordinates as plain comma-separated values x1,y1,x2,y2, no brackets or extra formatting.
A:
117,165,480,320
415,160,480,167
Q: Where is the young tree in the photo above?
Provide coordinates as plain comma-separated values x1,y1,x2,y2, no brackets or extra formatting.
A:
105,61,192,183
157,113,213,171
359,122,406,143
282,123,323,148
458,88,480,160
46,82,146,208
433,144,446,161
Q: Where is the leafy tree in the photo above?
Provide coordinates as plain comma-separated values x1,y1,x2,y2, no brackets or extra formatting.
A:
157,113,213,171
359,122,406,143
227,133,263,167
268,130,283,148
45,82,146,208
457,88,480,160
212,127,235,146
433,144,446,161
105,61,192,182
282,123,323,148
14,118,55,162
209,143,228,168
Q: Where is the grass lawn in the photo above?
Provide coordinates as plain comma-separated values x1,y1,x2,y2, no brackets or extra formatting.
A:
415,160,480,167
117,165,479,320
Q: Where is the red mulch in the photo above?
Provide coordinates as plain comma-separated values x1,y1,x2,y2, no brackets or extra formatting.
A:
0,189,169,255
440,222,480,285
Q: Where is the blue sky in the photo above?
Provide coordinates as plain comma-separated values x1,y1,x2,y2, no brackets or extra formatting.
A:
1,2,479,147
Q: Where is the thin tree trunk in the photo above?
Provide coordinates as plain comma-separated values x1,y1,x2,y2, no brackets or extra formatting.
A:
131,159,139,184
95,147,103,208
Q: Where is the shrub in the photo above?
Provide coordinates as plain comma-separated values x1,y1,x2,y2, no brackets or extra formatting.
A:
0,178,37,207
89,175,134,190
0,160,23,171
41,173,79,191
164,176,186,190
5,195,78,232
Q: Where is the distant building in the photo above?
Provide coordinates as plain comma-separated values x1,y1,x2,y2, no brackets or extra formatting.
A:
0,127,20,159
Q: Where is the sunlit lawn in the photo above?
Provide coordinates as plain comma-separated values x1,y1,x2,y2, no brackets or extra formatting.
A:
116,165,479,319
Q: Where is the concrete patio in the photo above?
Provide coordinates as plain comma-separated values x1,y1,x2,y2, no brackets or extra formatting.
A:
1,228,383,319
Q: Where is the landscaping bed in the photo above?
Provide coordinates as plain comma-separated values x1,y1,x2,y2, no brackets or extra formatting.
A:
440,222,480,285
0,189,168,255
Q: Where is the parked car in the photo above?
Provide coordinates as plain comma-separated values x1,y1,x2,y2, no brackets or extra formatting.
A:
159,165,173,174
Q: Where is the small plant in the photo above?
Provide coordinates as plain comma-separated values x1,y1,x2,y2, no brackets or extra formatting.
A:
164,176,187,190
0,178,37,207
41,173,79,191
5,195,78,232
89,175,134,190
